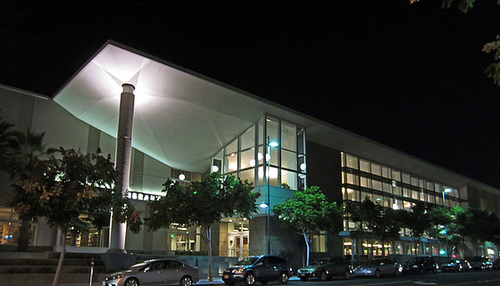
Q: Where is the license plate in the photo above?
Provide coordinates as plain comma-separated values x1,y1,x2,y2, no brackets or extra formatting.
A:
224,275,229,279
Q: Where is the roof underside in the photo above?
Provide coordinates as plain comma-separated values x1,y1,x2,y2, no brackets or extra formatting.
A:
53,42,315,172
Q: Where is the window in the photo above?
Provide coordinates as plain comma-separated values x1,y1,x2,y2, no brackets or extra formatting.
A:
360,159,370,172
281,121,296,151
240,149,254,169
371,163,381,176
240,126,255,150
346,154,358,169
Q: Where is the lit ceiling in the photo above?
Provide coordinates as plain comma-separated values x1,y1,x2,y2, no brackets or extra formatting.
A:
53,41,313,173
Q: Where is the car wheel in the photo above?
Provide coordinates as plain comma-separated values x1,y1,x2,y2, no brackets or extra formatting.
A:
374,269,381,278
300,277,308,281
180,276,192,286
279,272,289,284
343,270,352,280
319,271,328,281
125,278,140,286
244,273,256,285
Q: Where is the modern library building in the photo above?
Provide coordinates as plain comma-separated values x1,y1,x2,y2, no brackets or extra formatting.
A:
1,41,499,265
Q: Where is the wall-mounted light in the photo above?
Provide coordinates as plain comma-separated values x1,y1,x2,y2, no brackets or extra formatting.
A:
178,173,186,180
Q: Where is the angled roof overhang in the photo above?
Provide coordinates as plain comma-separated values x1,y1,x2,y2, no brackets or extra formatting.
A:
51,41,500,195
53,41,316,172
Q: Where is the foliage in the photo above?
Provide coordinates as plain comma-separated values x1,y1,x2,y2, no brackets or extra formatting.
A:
10,147,142,233
145,172,260,281
400,202,432,241
412,0,500,86
273,186,342,234
428,206,467,255
146,173,260,230
0,113,18,172
482,35,500,86
344,197,403,257
273,186,342,265
454,207,500,246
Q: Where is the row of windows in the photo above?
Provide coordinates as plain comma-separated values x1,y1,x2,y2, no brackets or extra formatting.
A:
341,153,463,208
343,153,463,199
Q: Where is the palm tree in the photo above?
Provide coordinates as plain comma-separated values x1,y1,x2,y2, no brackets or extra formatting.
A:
3,124,51,251
0,114,18,171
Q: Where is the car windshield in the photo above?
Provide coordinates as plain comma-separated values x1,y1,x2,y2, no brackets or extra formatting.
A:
407,258,421,264
310,259,329,266
128,262,149,271
235,257,259,266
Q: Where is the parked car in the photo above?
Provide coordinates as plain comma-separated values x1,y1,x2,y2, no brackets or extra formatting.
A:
353,258,402,278
296,257,353,281
403,256,438,274
468,256,493,271
440,259,470,272
222,255,292,285
102,258,199,286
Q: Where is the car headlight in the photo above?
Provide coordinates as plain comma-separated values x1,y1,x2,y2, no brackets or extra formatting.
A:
107,274,124,280
231,268,245,274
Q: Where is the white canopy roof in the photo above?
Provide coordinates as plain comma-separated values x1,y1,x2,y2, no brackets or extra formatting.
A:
53,41,315,172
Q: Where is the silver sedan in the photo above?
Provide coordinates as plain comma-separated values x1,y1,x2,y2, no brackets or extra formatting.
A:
354,258,402,278
102,259,199,286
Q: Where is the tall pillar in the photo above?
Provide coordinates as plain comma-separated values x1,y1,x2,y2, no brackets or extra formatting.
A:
107,83,135,253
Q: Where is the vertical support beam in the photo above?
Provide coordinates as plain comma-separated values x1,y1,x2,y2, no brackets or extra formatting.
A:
107,83,135,253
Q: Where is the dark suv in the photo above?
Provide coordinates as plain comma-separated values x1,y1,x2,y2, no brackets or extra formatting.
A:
296,257,353,281
403,256,438,274
222,255,292,285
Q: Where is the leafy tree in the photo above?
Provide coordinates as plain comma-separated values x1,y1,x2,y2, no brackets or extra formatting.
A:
9,147,141,286
455,207,500,255
5,129,55,251
372,207,404,256
400,202,432,255
146,173,260,281
428,206,468,257
272,186,342,266
344,197,403,257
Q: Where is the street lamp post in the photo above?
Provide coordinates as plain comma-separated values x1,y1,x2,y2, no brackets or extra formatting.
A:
442,188,452,207
441,187,453,258
266,137,279,255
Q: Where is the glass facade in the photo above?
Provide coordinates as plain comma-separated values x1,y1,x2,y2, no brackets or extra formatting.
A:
341,152,464,258
220,115,306,191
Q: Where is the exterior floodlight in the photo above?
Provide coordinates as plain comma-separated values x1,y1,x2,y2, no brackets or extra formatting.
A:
260,203,269,208
443,188,453,193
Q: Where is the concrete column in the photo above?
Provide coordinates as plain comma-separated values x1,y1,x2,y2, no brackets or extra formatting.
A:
107,83,135,254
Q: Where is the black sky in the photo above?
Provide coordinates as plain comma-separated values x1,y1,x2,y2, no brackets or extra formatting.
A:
1,1,499,188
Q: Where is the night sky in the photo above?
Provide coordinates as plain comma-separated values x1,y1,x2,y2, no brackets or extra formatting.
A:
1,1,499,188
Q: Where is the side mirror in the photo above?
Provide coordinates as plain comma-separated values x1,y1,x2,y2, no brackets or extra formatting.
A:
380,263,385,266
144,267,150,273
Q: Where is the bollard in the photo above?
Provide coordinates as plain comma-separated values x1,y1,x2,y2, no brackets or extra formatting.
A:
89,257,95,286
